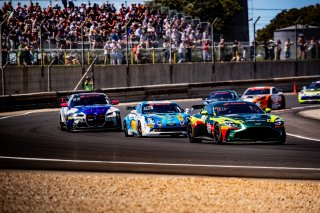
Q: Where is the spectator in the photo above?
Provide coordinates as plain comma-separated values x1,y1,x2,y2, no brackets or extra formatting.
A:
103,40,111,64
115,41,123,64
202,40,210,62
219,38,225,62
232,40,239,61
178,41,186,63
163,39,170,63
83,76,93,91
297,34,306,59
275,39,281,60
308,37,316,59
267,40,275,60
284,38,294,59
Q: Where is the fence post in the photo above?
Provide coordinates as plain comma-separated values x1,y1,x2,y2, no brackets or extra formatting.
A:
87,51,90,65
64,50,67,65
152,48,155,64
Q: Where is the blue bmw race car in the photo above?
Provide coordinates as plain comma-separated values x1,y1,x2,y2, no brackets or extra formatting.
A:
59,93,121,131
123,101,189,137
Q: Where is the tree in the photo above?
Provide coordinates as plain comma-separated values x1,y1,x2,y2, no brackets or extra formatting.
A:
149,0,241,32
257,4,320,41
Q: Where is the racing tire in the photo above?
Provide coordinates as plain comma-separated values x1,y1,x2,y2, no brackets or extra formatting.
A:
123,121,132,137
137,121,143,138
59,116,65,131
116,116,122,132
280,96,286,109
213,123,223,144
267,98,272,109
187,123,201,143
276,128,286,144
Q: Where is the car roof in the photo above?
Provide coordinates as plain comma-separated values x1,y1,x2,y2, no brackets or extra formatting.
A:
140,101,177,105
72,92,106,97
207,100,254,106
246,86,272,89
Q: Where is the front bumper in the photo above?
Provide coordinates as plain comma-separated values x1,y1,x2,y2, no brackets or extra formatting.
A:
67,114,120,130
298,93,320,103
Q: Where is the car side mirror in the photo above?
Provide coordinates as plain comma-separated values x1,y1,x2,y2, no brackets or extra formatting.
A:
265,108,271,113
201,110,208,115
302,86,306,90
111,100,119,105
60,103,68,107
185,108,190,114
131,110,137,114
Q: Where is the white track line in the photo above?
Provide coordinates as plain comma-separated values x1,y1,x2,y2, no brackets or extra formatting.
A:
287,133,320,142
0,109,47,120
0,156,319,171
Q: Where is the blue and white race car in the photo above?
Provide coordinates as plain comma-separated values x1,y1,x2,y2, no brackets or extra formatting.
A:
59,93,121,131
123,101,189,137
298,81,320,103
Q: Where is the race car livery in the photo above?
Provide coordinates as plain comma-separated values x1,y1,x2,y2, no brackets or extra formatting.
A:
241,86,285,110
59,93,121,131
203,90,240,105
187,101,286,144
298,81,320,103
123,101,189,137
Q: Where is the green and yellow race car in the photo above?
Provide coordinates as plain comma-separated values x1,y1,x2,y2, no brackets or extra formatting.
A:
298,81,320,104
187,101,286,144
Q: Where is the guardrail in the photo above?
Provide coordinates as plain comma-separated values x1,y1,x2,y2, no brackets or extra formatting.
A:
0,75,319,112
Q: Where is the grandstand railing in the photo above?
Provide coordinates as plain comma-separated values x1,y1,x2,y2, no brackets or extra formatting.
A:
3,44,320,66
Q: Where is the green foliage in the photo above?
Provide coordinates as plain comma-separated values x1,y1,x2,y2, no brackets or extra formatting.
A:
257,4,320,41
150,0,241,32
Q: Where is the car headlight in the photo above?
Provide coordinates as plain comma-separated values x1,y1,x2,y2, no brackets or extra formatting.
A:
72,113,85,118
106,111,116,117
146,117,155,124
274,118,284,126
225,120,239,128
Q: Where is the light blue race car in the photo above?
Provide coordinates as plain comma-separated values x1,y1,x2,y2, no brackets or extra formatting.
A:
123,101,189,137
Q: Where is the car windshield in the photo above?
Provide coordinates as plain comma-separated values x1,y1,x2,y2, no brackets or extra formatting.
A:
214,102,264,115
209,92,236,100
244,88,270,95
306,82,320,90
142,103,181,114
70,95,109,107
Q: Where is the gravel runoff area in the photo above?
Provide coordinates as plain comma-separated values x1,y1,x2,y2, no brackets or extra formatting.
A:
1,170,320,213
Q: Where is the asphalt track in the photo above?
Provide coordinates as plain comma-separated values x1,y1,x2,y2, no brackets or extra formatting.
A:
0,94,320,179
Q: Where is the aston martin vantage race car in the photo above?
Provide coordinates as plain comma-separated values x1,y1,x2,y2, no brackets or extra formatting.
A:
123,101,189,137
241,86,285,110
59,93,121,131
187,101,286,144
298,81,320,103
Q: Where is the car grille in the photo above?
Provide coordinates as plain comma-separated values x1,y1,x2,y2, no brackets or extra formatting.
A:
86,114,105,127
301,95,320,100
234,127,281,141
153,127,187,132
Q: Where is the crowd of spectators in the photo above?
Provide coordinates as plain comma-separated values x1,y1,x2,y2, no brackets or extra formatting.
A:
0,1,215,65
1,1,320,65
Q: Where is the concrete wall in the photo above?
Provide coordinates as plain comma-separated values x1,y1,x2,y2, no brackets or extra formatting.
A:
1,60,319,95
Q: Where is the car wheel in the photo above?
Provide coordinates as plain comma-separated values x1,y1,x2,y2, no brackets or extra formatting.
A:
123,121,132,137
137,121,143,137
277,128,286,144
59,116,65,131
280,96,286,109
214,123,223,144
116,116,122,131
267,98,272,109
187,122,201,143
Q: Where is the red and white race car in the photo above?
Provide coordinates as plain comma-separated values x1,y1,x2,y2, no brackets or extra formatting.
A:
241,86,286,110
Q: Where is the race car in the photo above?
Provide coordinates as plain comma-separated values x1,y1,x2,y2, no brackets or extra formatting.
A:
203,90,240,105
187,101,286,144
59,93,121,131
241,86,285,110
123,101,189,137
298,81,320,103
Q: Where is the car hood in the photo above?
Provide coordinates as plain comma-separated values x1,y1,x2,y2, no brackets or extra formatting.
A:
223,113,271,122
69,105,114,114
144,113,187,121
303,89,320,93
